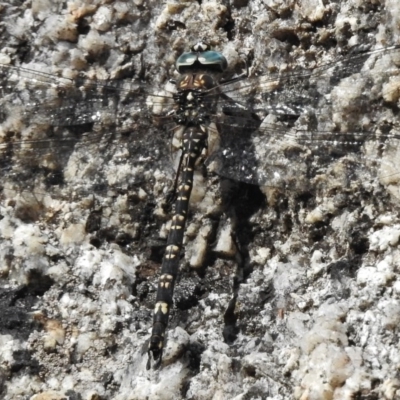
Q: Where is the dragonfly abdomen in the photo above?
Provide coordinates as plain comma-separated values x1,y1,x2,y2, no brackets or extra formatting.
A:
147,126,209,369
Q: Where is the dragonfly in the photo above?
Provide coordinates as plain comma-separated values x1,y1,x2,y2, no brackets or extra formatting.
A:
1,41,400,369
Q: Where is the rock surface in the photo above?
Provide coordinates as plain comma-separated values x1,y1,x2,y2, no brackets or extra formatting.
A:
0,1,400,399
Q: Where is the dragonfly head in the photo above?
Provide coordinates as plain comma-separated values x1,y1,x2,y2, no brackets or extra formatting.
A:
176,41,228,73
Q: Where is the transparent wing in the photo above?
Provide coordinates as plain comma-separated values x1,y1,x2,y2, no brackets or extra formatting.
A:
205,45,400,193
0,63,175,126
0,63,178,206
2,44,400,208
219,44,400,117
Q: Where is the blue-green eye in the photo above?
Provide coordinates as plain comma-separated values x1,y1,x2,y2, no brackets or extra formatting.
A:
198,51,228,69
176,47,228,73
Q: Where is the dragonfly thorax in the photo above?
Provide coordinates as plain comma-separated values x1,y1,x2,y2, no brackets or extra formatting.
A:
173,94,209,125
173,73,218,126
